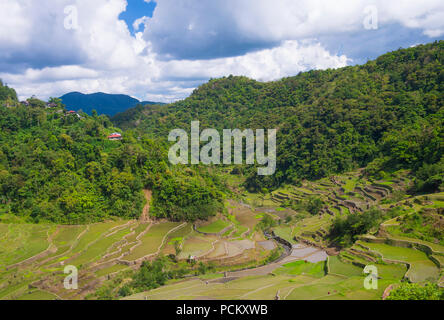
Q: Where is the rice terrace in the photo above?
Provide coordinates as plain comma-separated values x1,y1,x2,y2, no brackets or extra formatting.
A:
0,1,443,305
1,168,443,300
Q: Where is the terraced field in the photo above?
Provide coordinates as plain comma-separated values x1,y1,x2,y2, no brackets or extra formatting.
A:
0,220,143,299
126,170,442,301
123,222,182,261
125,233,426,301
124,254,401,301
180,235,215,259
0,224,55,268
358,241,440,283
1,170,442,300
0,196,281,300
197,220,231,234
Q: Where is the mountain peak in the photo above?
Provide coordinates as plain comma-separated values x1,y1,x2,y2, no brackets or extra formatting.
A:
60,92,162,116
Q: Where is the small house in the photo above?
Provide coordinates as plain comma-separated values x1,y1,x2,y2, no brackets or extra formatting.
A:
66,110,81,117
46,102,57,108
107,133,122,141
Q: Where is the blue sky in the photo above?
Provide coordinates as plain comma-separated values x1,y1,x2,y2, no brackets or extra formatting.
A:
119,0,156,35
320,23,438,65
0,0,442,102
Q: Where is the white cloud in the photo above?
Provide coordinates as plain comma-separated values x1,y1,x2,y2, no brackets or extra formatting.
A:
5,66,98,83
0,0,442,102
0,1,30,47
378,1,444,36
424,29,444,37
158,40,349,82
133,16,150,32
3,40,348,102
144,0,444,60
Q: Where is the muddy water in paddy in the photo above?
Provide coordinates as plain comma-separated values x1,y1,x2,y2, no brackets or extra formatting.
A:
258,240,277,250
226,243,328,278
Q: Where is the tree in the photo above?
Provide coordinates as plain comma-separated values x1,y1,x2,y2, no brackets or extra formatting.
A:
258,214,277,231
386,283,444,300
0,80,18,102
111,41,444,190
48,97,63,108
329,208,384,247
173,239,182,257
306,197,324,215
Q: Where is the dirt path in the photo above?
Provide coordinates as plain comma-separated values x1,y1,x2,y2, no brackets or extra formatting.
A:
140,190,152,223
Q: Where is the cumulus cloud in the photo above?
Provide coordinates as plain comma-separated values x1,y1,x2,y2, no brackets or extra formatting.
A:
5,66,98,83
159,40,349,82
2,40,347,101
0,1,86,73
0,0,442,102
0,0,140,71
144,0,444,60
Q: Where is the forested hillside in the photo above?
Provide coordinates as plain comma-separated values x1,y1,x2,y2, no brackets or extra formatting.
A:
0,91,224,224
113,41,443,192
0,80,17,103
0,41,442,225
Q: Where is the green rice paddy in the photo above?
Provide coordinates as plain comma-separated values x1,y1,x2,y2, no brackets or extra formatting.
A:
197,220,231,234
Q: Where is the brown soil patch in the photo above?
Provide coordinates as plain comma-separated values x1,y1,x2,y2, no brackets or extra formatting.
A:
140,190,152,223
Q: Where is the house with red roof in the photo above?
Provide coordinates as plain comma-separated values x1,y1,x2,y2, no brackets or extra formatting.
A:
107,133,122,141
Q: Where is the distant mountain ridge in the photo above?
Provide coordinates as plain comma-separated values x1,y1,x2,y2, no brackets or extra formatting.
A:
60,92,163,116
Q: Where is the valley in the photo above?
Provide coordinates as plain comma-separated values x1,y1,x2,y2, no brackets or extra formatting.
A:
0,169,442,300
0,41,442,301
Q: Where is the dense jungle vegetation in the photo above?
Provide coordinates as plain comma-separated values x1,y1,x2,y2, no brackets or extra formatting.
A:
0,89,224,224
113,41,443,193
0,41,442,224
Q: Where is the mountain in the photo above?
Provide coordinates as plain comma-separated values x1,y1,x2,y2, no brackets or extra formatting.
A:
1,41,442,224
0,89,223,223
60,92,162,116
112,41,443,192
